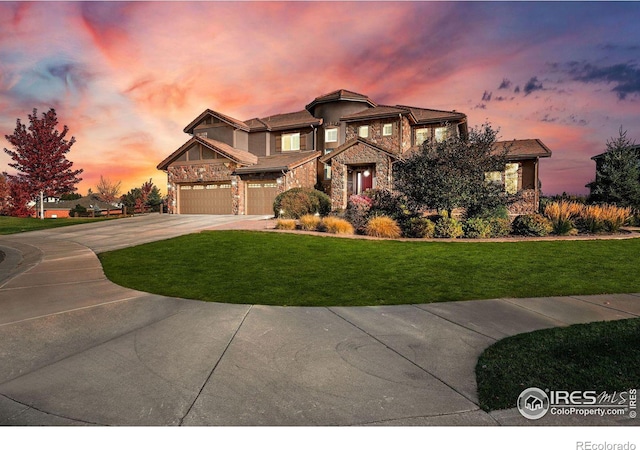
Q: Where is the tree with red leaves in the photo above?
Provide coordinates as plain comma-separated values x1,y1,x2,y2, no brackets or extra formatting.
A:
3,108,83,218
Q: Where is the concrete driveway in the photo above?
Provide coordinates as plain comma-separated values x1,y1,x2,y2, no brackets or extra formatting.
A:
0,214,638,426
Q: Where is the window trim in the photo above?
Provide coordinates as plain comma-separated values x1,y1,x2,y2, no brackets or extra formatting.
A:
282,132,301,152
325,128,338,143
383,123,393,136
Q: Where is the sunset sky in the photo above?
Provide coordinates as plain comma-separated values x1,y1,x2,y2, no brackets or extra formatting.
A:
1,1,639,196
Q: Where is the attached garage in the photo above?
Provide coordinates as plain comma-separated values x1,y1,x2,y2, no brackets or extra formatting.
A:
178,183,232,214
246,181,279,215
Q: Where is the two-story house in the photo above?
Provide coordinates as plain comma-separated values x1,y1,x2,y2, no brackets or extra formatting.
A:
157,89,551,215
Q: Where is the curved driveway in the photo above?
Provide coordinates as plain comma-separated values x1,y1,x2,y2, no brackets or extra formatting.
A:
0,214,638,426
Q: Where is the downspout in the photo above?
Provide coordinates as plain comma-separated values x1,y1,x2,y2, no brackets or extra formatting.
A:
398,114,403,153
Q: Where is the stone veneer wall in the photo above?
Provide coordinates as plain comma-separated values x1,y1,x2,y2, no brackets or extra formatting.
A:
508,189,538,216
330,143,394,210
284,159,318,190
166,161,235,214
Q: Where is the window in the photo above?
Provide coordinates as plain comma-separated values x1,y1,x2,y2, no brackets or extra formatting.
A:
282,132,300,151
358,125,369,138
415,128,430,146
434,127,448,142
324,150,332,180
383,123,393,136
196,131,208,138
325,128,338,143
504,163,519,194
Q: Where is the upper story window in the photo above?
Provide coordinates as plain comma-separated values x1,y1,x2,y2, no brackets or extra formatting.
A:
282,132,300,151
358,125,369,138
415,128,430,146
325,128,338,143
383,123,393,136
196,131,208,139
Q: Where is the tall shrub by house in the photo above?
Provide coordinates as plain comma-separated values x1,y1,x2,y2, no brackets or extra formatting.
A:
273,188,331,219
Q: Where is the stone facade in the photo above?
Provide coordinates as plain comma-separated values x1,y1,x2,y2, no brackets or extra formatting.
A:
329,142,395,210
166,161,236,214
345,118,411,156
508,189,538,216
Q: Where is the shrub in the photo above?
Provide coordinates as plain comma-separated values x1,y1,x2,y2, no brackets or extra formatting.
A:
274,218,296,230
299,214,321,231
69,204,88,217
402,217,436,238
344,194,373,234
367,189,410,220
511,214,553,237
273,188,331,219
365,215,402,238
544,201,583,235
487,217,512,238
321,216,354,235
463,218,492,239
434,215,464,238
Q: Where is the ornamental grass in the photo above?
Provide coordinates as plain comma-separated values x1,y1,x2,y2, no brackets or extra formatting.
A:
365,215,402,238
274,218,296,230
298,214,322,231
321,216,354,235
543,201,583,235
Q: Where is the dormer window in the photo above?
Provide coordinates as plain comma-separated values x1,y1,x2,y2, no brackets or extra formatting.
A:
282,132,300,151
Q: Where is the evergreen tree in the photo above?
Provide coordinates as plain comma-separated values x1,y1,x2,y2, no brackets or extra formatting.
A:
587,128,640,209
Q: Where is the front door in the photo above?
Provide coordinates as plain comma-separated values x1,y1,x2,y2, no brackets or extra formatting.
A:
353,167,374,195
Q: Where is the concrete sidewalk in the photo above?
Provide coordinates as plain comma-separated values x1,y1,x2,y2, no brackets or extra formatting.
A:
0,214,638,426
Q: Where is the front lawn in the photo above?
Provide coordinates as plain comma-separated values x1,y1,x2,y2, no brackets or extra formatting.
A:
98,231,640,307
0,216,112,235
476,318,640,411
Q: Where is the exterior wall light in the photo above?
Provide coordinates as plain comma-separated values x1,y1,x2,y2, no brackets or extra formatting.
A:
363,170,371,177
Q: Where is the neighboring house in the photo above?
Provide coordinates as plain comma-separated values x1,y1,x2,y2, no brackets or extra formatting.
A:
37,194,122,218
158,89,551,215
587,144,640,193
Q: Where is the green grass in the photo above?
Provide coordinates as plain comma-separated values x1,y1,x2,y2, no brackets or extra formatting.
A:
98,231,640,306
476,318,640,411
0,216,112,235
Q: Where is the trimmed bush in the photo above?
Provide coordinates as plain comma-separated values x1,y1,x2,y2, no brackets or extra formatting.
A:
273,188,331,219
434,216,464,238
321,216,354,235
298,214,321,231
402,217,436,238
487,217,512,238
511,214,553,237
463,218,492,239
274,218,296,230
365,215,402,238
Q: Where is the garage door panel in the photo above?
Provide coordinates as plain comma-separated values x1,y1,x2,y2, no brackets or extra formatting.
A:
179,183,232,214
247,181,279,215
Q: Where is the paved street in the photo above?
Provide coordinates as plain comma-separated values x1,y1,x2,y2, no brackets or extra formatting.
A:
0,214,638,426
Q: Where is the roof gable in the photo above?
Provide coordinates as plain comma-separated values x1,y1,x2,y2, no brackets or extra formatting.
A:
157,136,258,170
235,151,321,174
183,109,250,134
319,137,401,164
